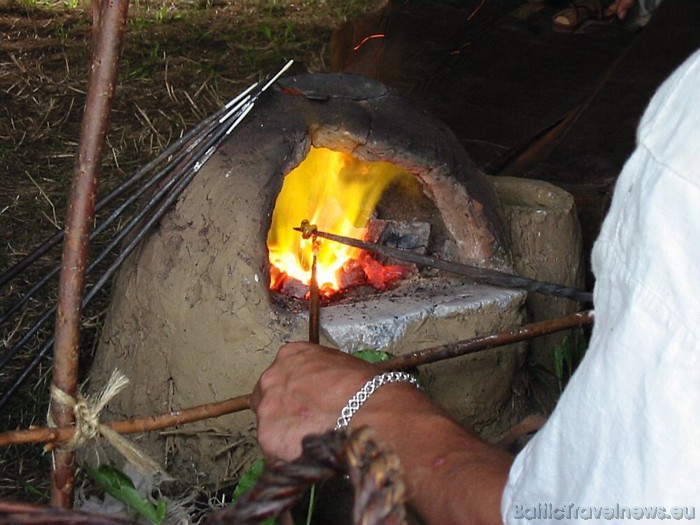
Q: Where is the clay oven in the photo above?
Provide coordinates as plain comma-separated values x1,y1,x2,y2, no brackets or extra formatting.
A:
90,73,531,484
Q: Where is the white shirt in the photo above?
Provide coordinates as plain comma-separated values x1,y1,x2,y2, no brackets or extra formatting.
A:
502,48,700,523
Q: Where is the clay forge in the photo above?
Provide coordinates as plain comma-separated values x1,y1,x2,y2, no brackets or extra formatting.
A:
90,73,531,484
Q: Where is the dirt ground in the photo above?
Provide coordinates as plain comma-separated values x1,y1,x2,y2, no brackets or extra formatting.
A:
0,0,384,504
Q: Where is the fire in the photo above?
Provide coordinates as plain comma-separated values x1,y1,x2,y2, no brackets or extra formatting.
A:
267,147,411,294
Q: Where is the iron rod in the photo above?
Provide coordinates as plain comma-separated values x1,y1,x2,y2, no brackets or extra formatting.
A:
0,87,242,290
295,223,593,303
0,81,259,290
0,63,292,408
309,253,320,344
1,132,201,327
0,100,218,371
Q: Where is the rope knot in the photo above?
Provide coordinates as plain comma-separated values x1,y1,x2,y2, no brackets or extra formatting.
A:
48,369,163,476
71,393,101,444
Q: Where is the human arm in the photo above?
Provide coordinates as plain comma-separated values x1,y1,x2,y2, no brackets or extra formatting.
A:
250,342,513,525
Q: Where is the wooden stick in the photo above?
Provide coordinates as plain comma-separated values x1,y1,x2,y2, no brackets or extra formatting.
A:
0,311,592,449
379,310,593,371
50,0,130,509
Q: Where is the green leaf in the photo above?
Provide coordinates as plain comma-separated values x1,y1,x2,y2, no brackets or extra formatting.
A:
84,465,166,525
231,458,265,501
552,343,566,382
354,349,392,363
21,479,48,499
231,459,276,525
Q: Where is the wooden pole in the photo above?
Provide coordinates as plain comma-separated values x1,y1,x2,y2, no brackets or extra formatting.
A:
50,0,130,508
3,311,592,450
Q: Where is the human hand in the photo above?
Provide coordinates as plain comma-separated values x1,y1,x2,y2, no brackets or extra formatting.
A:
605,0,636,19
250,342,380,460
251,342,512,525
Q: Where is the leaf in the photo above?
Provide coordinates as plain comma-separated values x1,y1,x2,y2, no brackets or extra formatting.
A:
231,459,276,525
85,465,166,525
354,349,392,363
551,342,566,382
231,458,265,501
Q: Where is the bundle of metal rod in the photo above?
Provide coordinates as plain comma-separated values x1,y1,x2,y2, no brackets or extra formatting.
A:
0,81,256,291
295,221,594,304
0,84,257,328
0,61,294,410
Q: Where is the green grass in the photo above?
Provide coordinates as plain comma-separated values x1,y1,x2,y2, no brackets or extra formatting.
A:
1,0,386,506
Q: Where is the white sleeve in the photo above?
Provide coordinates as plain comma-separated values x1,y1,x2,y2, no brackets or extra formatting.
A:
501,48,700,524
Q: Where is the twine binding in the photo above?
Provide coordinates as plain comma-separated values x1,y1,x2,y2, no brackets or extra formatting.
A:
47,369,163,476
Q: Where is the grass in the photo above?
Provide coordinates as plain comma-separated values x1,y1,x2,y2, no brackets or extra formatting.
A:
0,0,385,506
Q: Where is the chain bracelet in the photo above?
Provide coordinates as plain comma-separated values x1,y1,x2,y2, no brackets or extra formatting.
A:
334,371,421,430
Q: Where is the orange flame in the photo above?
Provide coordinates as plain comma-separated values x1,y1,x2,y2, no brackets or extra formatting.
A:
267,147,411,292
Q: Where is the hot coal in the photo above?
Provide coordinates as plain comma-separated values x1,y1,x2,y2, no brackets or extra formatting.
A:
272,251,417,300
272,219,428,299
356,253,415,290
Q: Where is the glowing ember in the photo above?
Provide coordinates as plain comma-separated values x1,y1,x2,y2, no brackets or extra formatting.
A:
267,147,412,295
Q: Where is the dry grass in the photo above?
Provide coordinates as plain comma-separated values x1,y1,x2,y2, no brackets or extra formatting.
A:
0,0,384,504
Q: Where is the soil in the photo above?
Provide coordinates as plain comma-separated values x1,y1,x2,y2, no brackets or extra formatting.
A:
0,0,384,503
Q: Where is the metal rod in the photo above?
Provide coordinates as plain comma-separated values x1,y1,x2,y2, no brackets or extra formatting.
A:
0,66,275,321
0,72,257,292
309,244,320,344
1,82,261,328
0,152,191,373
0,230,63,289
1,132,199,327
0,109,209,372
0,141,206,406
295,222,593,303
0,151,192,383
0,64,290,408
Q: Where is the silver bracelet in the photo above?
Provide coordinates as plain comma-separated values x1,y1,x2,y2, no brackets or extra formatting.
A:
335,371,421,430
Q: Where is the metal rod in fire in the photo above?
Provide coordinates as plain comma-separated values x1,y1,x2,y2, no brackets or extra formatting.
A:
309,238,320,344
294,220,593,304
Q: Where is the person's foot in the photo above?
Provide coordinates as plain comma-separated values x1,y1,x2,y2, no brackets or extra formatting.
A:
552,0,603,33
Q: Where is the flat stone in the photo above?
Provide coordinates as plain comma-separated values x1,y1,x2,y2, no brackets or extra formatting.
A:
318,280,525,353
312,279,527,434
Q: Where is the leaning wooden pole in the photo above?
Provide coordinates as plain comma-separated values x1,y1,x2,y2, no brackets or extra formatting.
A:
50,0,130,508
2,310,593,450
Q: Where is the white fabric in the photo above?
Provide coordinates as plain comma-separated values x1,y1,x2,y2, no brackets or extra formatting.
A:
502,48,700,523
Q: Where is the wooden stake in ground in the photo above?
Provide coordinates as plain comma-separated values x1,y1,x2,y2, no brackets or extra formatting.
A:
50,0,130,509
